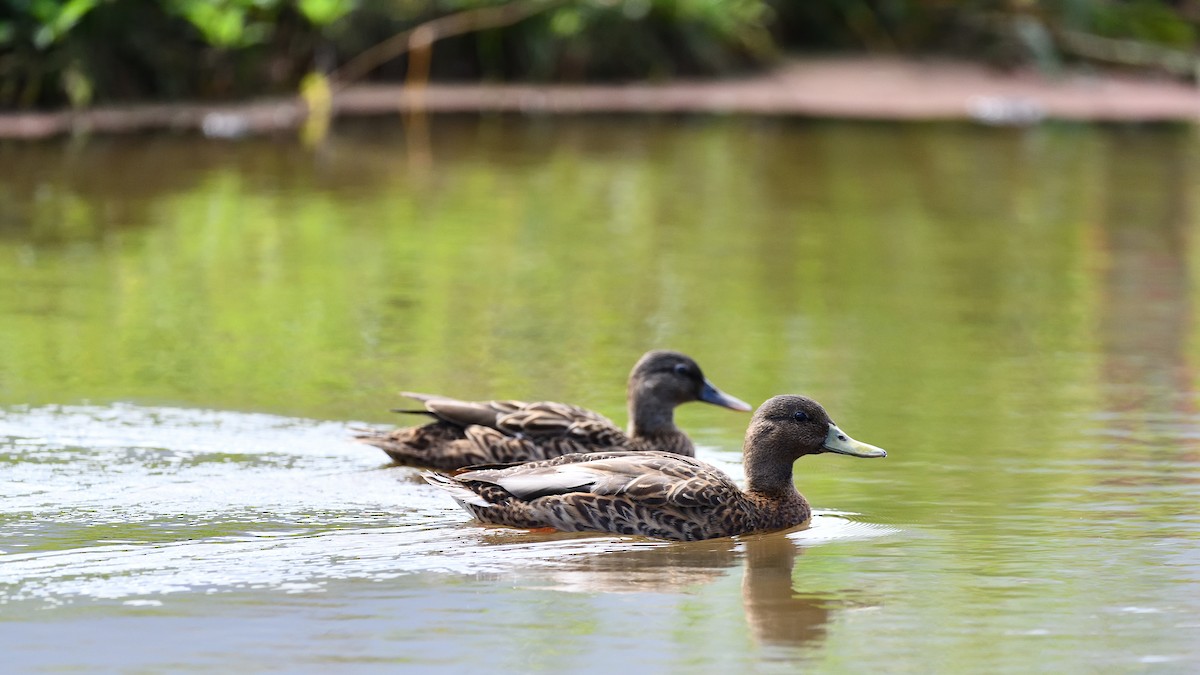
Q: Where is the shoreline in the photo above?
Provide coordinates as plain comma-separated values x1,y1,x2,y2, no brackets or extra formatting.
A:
3,56,1200,140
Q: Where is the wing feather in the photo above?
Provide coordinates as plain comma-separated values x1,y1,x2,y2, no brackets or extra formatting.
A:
456,451,738,508
404,394,622,445
496,401,624,445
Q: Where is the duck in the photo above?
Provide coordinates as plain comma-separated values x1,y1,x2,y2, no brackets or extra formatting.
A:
423,394,886,541
356,350,751,470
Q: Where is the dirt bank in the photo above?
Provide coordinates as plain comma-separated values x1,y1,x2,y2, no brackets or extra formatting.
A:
3,56,1199,139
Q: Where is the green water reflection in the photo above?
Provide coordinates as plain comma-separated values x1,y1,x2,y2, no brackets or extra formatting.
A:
2,118,1199,671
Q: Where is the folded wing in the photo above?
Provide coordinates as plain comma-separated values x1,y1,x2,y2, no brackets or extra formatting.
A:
411,393,626,445
455,451,738,508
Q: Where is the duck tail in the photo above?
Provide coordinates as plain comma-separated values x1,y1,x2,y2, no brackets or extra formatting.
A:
422,472,493,509
351,427,390,444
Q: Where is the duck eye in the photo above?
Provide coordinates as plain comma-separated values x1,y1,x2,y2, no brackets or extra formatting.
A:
673,363,689,376
793,410,809,422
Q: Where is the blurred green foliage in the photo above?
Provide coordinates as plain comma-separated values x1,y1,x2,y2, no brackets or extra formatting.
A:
2,0,1200,109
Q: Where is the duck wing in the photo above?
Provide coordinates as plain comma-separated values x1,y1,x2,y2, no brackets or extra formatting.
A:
403,394,624,444
494,401,626,446
401,392,528,430
363,394,628,469
453,451,738,508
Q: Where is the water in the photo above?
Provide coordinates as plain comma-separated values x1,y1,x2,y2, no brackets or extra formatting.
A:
2,117,1199,672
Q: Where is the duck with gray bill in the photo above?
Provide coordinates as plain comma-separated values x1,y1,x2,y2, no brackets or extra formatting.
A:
356,350,751,470
423,394,886,541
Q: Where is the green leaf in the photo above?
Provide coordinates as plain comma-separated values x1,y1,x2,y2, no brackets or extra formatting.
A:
549,8,583,37
54,0,99,33
28,0,99,47
168,0,280,47
296,0,355,26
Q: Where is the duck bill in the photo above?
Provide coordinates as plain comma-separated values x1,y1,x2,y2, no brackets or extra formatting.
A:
698,380,753,412
822,424,887,458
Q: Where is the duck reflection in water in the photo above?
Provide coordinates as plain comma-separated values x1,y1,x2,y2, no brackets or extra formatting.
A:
476,527,874,656
740,533,838,654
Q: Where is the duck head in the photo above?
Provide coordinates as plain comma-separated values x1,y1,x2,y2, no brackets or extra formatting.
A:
628,350,752,412
750,395,887,460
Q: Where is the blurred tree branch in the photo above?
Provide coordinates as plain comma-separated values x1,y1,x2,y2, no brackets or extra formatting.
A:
330,0,567,91
1057,29,1200,81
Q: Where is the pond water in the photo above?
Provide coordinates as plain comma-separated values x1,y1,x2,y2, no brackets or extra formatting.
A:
2,117,1199,672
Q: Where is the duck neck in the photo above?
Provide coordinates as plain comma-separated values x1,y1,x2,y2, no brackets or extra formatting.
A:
743,427,801,498
628,386,678,439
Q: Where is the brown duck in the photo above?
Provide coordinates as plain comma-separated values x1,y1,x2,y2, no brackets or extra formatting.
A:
357,350,750,470
423,395,886,541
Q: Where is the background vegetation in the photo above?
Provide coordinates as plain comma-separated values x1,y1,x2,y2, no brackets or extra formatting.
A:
3,0,1200,109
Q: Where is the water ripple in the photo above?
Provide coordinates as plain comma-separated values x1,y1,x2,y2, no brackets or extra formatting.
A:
0,404,895,605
